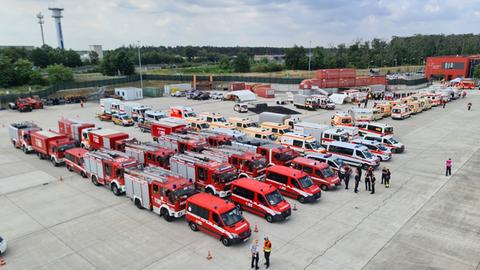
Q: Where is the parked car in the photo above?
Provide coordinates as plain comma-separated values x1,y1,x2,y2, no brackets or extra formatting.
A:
211,91,225,100
234,103,248,113
0,235,7,255
186,90,200,99
112,113,134,126
171,90,187,97
197,92,211,100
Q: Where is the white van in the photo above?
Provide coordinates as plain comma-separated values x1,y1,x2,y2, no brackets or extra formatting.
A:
363,134,405,153
280,132,325,155
326,141,380,169
356,122,394,137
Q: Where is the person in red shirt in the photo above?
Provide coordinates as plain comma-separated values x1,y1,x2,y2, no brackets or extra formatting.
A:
445,158,452,176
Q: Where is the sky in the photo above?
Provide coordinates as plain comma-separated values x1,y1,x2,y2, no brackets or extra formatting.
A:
1,0,480,50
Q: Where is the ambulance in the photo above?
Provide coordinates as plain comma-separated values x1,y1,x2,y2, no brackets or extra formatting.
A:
185,117,210,131
331,112,354,126
260,122,291,137
280,132,325,155
243,127,278,142
351,138,392,161
227,117,258,131
373,102,392,117
356,122,394,137
363,134,405,153
199,112,235,129
391,104,411,120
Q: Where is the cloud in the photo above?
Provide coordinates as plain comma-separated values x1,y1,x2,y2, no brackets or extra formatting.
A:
0,0,479,50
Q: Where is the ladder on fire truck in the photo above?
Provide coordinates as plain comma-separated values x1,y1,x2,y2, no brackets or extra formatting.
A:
89,148,132,160
126,166,181,182
177,151,221,166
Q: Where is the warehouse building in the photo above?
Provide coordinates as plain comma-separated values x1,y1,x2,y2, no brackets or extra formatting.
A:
425,55,480,80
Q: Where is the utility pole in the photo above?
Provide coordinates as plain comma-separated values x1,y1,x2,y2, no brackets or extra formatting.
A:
137,41,143,90
308,40,312,72
36,13,45,46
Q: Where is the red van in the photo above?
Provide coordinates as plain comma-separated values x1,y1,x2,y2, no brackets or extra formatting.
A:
291,157,341,191
64,148,89,178
186,193,251,246
230,178,291,223
265,165,321,203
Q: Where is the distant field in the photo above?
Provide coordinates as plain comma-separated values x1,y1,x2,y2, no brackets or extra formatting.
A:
0,85,45,96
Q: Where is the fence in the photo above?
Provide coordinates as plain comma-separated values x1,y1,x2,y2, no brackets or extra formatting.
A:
387,78,428,85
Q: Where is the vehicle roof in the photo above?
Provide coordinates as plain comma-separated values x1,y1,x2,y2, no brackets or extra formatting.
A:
351,138,381,146
295,122,330,129
65,147,88,157
171,105,194,111
282,132,315,140
90,129,125,136
244,127,272,133
232,178,277,194
363,122,392,128
334,111,352,117
154,121,186,127
228,117,254,123
261,122,289,127
329,141,368,150
187,193,235,213
293,157,328,168
33,130,64,138
267,165,307,178
200,112,224,117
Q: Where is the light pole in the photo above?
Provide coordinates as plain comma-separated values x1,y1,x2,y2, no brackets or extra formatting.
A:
308,40,312,72
36,12,45,46
137,41,143,90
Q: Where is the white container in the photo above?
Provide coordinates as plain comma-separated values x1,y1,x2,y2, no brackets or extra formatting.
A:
114,87,143,101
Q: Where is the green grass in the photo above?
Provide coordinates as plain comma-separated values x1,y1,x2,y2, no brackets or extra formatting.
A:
0,85,45,95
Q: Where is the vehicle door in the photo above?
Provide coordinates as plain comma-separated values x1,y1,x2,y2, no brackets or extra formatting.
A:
211,212,224,239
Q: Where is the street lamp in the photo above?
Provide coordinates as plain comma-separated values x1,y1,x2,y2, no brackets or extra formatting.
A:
308,40,312,72
137,41,143,90
36,12,45,46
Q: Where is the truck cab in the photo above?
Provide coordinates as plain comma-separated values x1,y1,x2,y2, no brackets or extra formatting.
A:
291,157,341,191
186,193,251,246
331,112,354,126
31,130,75,166
9,122,41,153
170,106,197,119
231,178,291,223
64,148,89,178
265,165,321,203
123,139,175,169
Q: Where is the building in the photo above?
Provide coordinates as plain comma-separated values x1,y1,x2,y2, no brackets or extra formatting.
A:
425,55,480,80
114,87,143,101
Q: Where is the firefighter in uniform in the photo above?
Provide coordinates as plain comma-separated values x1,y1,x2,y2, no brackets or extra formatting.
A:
263,237,272,269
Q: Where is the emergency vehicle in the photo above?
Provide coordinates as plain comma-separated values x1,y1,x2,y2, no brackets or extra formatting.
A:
200,146,267,180
170,105,197,119
231,140,296,166
406,100,422,114
81,128,129,151
186,130,233,147
123,139,175,169
31,130,75,166
351,138,392,161
363,134,405,153
373,102,392,117
9,122,41,153
425,93,442,106
330,112,354,126
280,132,325,155
155,133,208,153
293,122,350,146
230,178,291,223
143,110,167,123
120,102,151,121
326,141,380,169
391,104,411,120
124,166,196,221
227,117,258,131
260,122,291,136
417,96,432,110
265,165,321,203
112,113,134,126
170,152,238,197
84,149,140,195
347,108,374,123
199,112,235,129
58,118,95,146
243,127,278,142
356,122,394,137
151,121,187,141
100,98,121,114
291,157,341,191
64,148,88,178
335,126,359,141
305,153,347,173
186,193,251,246
185,117,210,131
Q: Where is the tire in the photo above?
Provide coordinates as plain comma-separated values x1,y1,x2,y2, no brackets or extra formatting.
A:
320,184,329,191
362,164,369,170
206,188,215,196
37,152,44,159
189,222,198,231
134,198,143,209
22,145,27,153
298,196,306,204
67,165,73,172
80,171,87,178
12,141,16,148
51,157,58,167
91,175,100,186
111,183,121,196
161,208,173,222
221,236,231,247
265,214,274,223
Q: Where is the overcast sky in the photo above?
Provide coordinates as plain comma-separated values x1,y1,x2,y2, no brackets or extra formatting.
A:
1,0,479,50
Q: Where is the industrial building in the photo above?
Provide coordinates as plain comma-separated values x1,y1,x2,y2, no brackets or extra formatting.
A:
425,55,480,80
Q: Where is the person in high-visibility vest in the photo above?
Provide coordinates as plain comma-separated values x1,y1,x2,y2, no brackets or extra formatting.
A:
263,237,272,269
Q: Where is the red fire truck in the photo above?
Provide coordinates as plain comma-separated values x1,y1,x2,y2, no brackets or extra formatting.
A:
31,130,75,166
124,166,196,221
64,148,89,178
58,118,95,146
170,152,238,197
83,149,140,195
151,121,187,141
155,133,208,153
187,130,233,147
186,193,251,246
123,139,175,169
200,146,266,180
232,139,296,166
9,122,41,153
291,157,341,191
82,128,129,151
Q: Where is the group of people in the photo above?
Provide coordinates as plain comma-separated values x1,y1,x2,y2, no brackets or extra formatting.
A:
250,237,272,269
338,165,391,194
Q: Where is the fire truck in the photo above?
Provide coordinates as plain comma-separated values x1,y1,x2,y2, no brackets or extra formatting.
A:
124,166,196,221
64,148,89,178
58,118,95,146
199,146,266,180
31,130,75,166
169,105,197,119
231,139,296,166
81,128,129,151
170,152,238,197
9,122,41,153
123,139,175,169
187,130,233,147
150,121,188,141
156,133,208,153
83,149,140,195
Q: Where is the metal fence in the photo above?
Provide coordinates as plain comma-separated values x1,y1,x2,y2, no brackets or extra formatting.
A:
387,78,428,85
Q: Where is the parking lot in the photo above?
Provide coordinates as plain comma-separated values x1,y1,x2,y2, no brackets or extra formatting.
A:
1,92,479,270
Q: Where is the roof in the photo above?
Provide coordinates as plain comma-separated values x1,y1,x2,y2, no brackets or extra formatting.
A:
224,90,256,102
90,129,125,136
187,193,234,213
34,130,63,138
199,112,224,118
267,165,307,178
295,122,330,130
292,157,328,168
329,141,367,150
282,132,315,139
232,178,276,194
65,148,88,157
261,122,289,127
114,87,142,92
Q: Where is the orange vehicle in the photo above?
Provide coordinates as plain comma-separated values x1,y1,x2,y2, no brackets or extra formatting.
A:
330,112,353,126
373,102,392,117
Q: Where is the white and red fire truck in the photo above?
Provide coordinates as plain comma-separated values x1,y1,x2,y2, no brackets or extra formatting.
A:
9,122,41,153
124,166,196,221
123,139,176,169
231,139,297,166
83,149,140,195
64,148,89,178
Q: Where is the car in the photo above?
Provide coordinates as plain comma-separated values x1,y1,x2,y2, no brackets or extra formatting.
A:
171,90,187,97
234,103,248,113
210,91,225,100
193,92,210,100
112,113,134,126
186,90,200,99
97,113,112,121
0,236,6,255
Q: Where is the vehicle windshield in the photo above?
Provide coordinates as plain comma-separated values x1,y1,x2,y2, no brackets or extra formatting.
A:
217,117,227,122
362,150,373,159
154,115,166,121
333,158,345,167
342,118,352,124
59,144,76,152
306,140,322,150
279,129,290,134
378,144,388,151
185,112,197,118
388,137,399,144
392,109,400,113
246,122,258,128
267,134,278,141
265,190,283,206
199,123,210,129
298,176,314,188
340,135,349,142
275,151,294,161
174,185,196,199
121,115,130,120
213,171,236,183
248,158,266,170
221,207,244,227
384,127,393,133
321,167,335,178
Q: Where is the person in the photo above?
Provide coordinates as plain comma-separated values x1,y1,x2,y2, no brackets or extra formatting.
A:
338,167,345,186
354,172,361,193
468,102,472,111
365,174,371,191
442,100,446,108
356,166,362,179
370,175,376,194
344,166,351,189
367,166,374,178
251,239,260,269
385,169,391,188
445,158,452,176
462,91,467,98
80,100,84,108
357,102,361,108
263,237,272,269
381,167,387,185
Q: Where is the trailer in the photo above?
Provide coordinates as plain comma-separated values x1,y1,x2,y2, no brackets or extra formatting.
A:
9,122,41,153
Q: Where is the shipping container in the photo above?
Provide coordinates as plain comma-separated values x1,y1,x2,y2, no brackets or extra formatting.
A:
229,82,246,91
253,87,275,98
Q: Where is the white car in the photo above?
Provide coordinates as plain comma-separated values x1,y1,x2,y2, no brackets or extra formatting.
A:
210,91,225,100
0,236,6,255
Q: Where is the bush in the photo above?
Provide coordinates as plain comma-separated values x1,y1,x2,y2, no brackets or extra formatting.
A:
46,64,74,85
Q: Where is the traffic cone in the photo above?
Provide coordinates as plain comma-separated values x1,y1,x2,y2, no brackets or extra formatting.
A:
206,250,213,260
293,203,297,211
254,224,259,233
0,257,6,266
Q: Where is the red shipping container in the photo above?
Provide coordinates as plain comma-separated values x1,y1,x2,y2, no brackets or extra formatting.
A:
229,82,246,91
254,87,275,98
316,68,356,79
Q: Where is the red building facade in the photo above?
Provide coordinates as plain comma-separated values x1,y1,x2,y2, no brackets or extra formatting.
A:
426,55,480,80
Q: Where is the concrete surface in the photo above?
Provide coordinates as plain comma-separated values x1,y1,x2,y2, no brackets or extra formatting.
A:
0,91,479,270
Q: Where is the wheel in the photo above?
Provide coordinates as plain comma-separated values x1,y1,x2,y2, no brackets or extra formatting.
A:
298,196,306,204
362,164,369,170
206,188,215,195
320,184,329,191
265,214,274,223
80,171,87,178
161,208,173,222
221,236,231,247
37,152,44,159
111,183,121,196
22,145,27,153
91,175,100,186
134,198,143,209
51,157,58,167
12,141,16,148
189,221,198,231
67,165,73,172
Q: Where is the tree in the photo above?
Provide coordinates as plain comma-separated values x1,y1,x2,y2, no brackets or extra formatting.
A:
473,65,480,79
285,45,308,70
184,46,197,61
0,55,15,87
232,53,250,72
218,56,231,71
63,49,82,67
31,47,50,68
46,64,73,85
89,51,99,65
14,59,34,85
100,51,135,76
115,51,135,75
